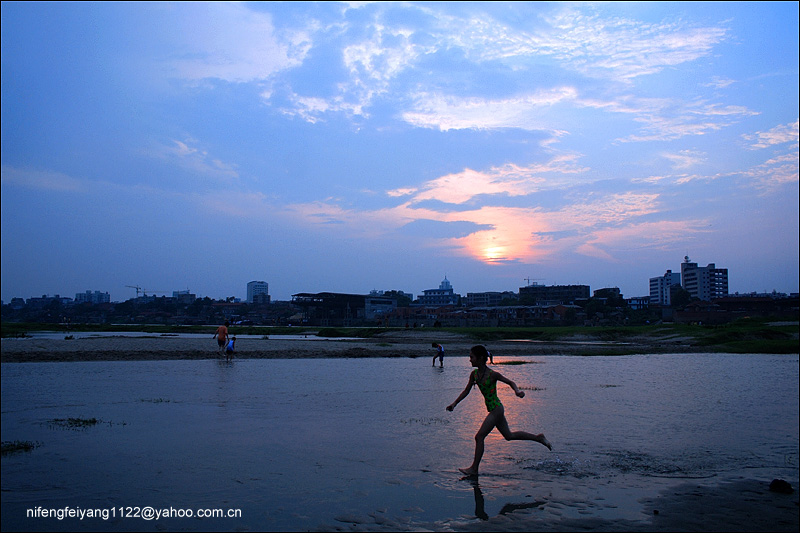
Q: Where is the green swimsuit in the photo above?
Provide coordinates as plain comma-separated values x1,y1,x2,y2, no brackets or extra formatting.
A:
473,369,502,412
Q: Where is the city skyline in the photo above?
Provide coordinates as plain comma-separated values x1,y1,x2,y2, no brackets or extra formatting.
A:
7,260,796,306
2,2,798,303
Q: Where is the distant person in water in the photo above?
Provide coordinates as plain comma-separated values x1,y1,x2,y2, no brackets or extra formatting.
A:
446,345,551,476
432,342,444,367
225,336,236,361
213,321,229,356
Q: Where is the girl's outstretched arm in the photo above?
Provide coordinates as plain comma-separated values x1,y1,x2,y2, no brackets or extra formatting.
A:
447,374,474,411
495,372,525,398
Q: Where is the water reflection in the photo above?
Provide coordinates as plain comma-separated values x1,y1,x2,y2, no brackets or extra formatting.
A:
464,477,489,520
464,476,547,521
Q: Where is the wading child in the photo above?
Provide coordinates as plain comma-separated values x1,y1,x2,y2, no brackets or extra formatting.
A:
225,336,236,361
432,342,444,367
446,345,551,476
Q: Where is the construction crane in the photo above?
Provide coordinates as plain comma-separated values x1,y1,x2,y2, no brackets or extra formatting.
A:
126,285,143,297
126,285,169,298
524,277,544,287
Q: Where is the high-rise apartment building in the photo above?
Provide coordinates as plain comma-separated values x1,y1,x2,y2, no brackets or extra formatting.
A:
681,257,728,301
247,281,270,304
74,290,111,304
649,270,681,306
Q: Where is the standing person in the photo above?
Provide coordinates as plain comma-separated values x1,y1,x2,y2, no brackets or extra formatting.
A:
446,345,551,476
213,321,229,356
432,342,444,367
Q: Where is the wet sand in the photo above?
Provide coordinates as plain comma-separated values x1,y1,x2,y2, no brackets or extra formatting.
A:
326,477,799,532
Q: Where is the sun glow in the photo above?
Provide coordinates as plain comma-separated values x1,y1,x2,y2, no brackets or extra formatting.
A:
483,246,508,262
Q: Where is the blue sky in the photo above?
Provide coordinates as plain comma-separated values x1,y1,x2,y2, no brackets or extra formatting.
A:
2,1,798,303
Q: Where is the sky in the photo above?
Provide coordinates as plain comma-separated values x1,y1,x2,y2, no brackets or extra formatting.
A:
2,1,798,303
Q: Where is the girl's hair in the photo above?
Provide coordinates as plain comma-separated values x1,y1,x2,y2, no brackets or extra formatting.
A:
470,345,489,363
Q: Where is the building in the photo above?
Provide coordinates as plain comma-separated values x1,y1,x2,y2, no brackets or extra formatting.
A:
247,281,270,304
649,270,682,306
74,290,111,304
26,294,73,308
681,256,728,301
627,296,650,310
370,289,414,306
172,290,197,305
364,294,398,321
464,291,517,307
291,292,367,326
290,292,398,326
416,277,459,307
518,284,590,305
593,287,622,300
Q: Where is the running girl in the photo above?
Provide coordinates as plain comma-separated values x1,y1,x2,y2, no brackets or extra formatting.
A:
446,345,551,476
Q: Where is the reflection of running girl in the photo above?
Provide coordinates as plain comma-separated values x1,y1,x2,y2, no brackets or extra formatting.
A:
432,342,444,367
447,345,551,476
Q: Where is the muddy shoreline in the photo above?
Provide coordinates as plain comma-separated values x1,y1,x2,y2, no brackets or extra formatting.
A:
0,330,716,363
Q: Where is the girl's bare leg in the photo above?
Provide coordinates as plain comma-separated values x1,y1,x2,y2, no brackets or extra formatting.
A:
495,415,552,450
459,409,502,476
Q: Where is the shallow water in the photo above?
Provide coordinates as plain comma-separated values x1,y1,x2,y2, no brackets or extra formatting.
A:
2,353,798,531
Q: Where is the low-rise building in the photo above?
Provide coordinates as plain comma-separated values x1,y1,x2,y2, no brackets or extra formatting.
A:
415,277,459,307
464,291,517,307
518,284,590,305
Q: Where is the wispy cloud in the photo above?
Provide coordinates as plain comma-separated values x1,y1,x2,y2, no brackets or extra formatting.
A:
743,119,800,149
428,6,728,82
539,9,729,82
702,76,736,89
741,150,800,193
388,157,589,206
150,139,240,182
1,165,84,192
286,159,665,266
166,3,310,83
661,150,706,170
401,88,578,131
599,96,759,142
577,219,712,260
266,3,732,124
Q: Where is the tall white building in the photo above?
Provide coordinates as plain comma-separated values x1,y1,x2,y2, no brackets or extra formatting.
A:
649,270,681,306
681,257,728,301
247,281,269,304
74,290,111,304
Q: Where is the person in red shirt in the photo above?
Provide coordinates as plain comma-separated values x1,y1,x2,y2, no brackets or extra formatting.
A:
213,321,229,356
